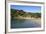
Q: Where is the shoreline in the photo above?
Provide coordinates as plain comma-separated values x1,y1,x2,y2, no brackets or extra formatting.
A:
14,16,41,19
13,16,41,24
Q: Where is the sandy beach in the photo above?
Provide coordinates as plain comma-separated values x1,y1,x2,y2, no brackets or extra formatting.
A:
14,16,41,24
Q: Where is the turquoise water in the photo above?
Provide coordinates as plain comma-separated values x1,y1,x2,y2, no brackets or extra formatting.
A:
11,19,41,28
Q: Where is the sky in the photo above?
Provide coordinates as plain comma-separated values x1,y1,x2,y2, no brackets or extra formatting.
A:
11,5,41,13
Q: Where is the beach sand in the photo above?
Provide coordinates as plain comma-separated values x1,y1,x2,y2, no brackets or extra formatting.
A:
14,16,41,24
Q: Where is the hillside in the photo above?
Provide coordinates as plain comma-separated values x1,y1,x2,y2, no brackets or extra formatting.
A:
11,9,41,19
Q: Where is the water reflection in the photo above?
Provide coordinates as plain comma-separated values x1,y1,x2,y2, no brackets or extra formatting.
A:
11,19,41,28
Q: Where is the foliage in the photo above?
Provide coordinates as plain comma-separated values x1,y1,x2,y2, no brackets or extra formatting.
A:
11,9,41,19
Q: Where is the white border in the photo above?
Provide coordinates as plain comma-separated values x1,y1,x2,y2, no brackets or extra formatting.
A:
7,2,44,32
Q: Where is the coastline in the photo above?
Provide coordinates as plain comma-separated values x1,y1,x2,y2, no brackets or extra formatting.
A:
13,16,41,24
14,16,41,19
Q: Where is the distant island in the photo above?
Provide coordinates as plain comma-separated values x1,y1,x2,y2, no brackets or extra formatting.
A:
11,9,41,19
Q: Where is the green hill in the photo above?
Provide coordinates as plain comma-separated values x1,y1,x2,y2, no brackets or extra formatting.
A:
11,9,41,19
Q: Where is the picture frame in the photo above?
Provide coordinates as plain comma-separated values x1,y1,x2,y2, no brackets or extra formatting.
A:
6,2,44,32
